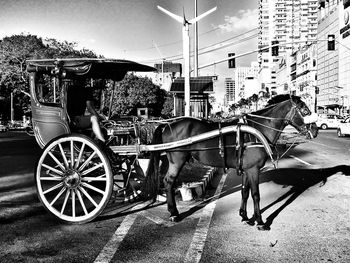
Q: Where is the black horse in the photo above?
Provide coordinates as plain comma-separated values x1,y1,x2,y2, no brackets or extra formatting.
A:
143,94,318,230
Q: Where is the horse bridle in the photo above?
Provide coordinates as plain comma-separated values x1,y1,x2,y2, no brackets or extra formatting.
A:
247,98,311,136
284,99,311,136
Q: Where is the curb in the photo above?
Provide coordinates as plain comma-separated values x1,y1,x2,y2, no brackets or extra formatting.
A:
175,167,218,202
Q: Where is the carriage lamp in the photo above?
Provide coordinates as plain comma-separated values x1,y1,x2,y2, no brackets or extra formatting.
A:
50,66,66,78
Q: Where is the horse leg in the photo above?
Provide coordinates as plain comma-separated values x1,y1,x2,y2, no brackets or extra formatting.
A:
164,163,182,222
239,171,250,223
246,166,267,230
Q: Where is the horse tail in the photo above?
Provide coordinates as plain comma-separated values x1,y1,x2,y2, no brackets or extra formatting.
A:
140,124,164,200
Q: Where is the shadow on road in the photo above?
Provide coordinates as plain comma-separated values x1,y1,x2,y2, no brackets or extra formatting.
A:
260,165,350,229
176,165,350,227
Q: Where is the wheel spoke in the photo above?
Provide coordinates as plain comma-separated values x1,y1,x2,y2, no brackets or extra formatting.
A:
42,163,64,176
70,140,75,169
50,187,67,206
60,189,70,215
78,186,98,208
81,176,107,182
74,143,86,169
81,182,105,195
72,190,76,218
76,189,88,215
58,143,69,169
43,182,64,195
78,151,97,172
81,163,104,176
48,152,65,171
40,176,62,181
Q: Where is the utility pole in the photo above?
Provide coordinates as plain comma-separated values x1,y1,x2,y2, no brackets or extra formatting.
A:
194,0,198,77
157,5,216,116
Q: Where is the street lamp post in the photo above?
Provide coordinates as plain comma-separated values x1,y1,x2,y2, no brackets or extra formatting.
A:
157,5,217,116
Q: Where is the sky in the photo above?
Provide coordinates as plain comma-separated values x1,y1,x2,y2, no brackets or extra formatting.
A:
0,0,259,102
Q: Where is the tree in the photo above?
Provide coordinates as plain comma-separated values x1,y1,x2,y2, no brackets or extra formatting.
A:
161,93,174,118
106,74,167,117
248,93,259,111
0,33,98,120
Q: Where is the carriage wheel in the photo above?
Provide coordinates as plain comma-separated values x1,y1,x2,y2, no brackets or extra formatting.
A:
35,134,113,224
111,155,145,203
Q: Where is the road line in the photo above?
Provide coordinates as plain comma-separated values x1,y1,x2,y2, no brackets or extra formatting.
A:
308,140,338,150
184,172,228,263
289,155,312,166
94,202,150,263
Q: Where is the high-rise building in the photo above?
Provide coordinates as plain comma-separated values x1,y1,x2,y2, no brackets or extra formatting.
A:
258,0,318,95
225,62,259,105
225,78,235,105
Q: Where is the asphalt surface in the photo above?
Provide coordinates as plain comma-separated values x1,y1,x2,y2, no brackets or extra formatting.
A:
0,130,349,262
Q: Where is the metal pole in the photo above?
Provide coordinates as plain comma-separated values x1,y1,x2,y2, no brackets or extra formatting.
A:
10,92,14,123
183,24,191,116
53,77,56,103
194,0,198,77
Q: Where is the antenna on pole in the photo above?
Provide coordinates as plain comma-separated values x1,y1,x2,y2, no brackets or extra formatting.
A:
157,5,217,116
153,41,165,88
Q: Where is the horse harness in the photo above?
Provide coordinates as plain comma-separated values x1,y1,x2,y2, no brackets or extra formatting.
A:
218,98,310,176
217,119,246,176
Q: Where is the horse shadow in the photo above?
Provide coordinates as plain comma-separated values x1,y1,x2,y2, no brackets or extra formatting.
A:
180,165,350,229
258,165,350,230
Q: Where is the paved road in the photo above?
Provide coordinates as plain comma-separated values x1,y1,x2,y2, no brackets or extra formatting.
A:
0,130,349,262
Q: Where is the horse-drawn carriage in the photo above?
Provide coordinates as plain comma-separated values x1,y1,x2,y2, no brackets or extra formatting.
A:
27,58,317,228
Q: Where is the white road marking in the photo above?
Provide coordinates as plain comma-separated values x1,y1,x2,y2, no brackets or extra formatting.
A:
308,140,338,149
93,202,150,263
184,172,228,263
289,155,312,166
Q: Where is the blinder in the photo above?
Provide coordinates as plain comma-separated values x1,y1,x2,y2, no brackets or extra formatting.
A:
285,99,311,135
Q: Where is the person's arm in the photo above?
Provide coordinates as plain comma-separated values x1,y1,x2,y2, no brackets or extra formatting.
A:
86,100,104,120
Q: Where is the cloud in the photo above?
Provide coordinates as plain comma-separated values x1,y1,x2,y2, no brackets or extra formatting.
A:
218,9,258,32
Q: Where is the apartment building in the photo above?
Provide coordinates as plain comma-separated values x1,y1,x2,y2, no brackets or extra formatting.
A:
258,0,318,95
225,62,260,105
317,0,350,114
224,78,235,105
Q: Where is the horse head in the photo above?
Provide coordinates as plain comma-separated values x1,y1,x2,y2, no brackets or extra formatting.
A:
285,96,318,139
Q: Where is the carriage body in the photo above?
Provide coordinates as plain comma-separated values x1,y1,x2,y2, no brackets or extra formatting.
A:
27,58,156,223
27,58,155,148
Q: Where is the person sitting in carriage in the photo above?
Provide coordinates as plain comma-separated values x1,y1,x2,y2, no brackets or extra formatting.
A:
66,78,106,143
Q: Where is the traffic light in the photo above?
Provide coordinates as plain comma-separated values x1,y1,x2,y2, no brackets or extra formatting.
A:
328,35,335,51
315,86,319,94
271,40,279,56
228,53,235,68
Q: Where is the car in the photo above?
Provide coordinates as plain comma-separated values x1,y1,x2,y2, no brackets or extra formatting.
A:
337,116,350,137
0,124,8,132
316,114,344,130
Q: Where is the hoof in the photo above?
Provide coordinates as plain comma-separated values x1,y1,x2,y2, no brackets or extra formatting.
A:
169,215,179,222
242,218,255,226
257,224,270,231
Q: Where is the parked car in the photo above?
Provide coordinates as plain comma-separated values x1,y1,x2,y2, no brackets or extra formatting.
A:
0,124,8,132
316,114,344,130
337,116,350,137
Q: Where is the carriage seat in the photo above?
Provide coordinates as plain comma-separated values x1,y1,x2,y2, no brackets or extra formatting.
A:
68,119,94,137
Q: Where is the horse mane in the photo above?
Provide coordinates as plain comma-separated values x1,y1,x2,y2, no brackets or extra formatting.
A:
252,94,300,115
266,94,300,106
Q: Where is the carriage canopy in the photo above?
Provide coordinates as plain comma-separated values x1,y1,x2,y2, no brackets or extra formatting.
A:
26,58,156,81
